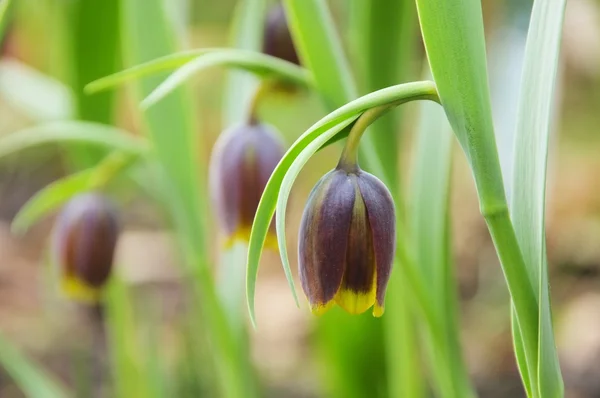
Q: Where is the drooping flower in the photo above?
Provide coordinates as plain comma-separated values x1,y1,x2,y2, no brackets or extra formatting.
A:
51,193,119,302
298,167,395,316
262,4,300,66
209,122,285,248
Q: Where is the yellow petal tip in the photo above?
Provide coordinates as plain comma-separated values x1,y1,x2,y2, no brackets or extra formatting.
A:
224,227,279,251
373,304,384,317
61,276,101,303
310,300,334,316
334,288,376,316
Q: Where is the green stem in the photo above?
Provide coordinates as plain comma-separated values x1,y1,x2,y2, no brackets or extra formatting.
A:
246,81,271,125
337,105,393,171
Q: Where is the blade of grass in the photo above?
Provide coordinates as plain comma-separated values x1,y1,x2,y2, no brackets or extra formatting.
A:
11,152,137,235
0,0,12,41
411,99,475,397
86,49,311,96
222,0,266,126
0,59,75,120
85,49,217,93
105,279,149,398
282,0,383,179
350,0,417,193
351,2,424,396
120,0,257,396
0,122,149,159
0,332,68,398
141,51,311,109
510,0,567,396
68,0,121,166
414,0,540,391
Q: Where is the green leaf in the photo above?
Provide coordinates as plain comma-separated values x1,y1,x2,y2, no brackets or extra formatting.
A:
85,49,216,93
246,81,439,325
11,152,137,235
121,1,258,397
0,332,68,398
0,60,75,120
0,121,150,160
282,0,383,180
222,0,266,126
350,0,417,191
411,99,475,398
85,49,310,98
12,169,95,235
510,0,567,396
105,279,149,398
141,50,312,110
0,0,12,42
415,0,540,390
67,0,121,166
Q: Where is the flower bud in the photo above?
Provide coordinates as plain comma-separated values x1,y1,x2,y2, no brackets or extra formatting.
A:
262,4,300,65
298,167,395,316
209,122,285,247
51,193,119,302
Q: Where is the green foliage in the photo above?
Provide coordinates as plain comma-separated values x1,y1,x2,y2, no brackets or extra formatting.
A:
0,333,68,398
411,100,474,398
0,121,149,159
510,0,567,396
222,0,266,126
0,0,12,42
86,49,311,97
11,152,136,235
415,0,566,395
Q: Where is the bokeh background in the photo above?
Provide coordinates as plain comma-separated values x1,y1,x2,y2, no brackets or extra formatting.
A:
0,0,599,397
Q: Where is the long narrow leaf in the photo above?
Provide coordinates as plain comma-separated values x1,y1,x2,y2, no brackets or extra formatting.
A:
411,100,475,398
68,0,121,166
0,122,149,159
282,0,383,180
86,49,310,98
121,1,256,397
141,51,311,109
0,333,68,398
222,0,266,126
510,0,567,396
0,0,12,42
85,49,217,93
11,152,137,235
414,0,540,389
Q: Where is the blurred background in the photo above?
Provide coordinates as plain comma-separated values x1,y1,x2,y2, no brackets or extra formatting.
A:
0,0,599,397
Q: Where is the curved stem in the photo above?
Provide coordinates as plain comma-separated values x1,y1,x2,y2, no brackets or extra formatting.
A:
246,81,272,125
337,105,393,171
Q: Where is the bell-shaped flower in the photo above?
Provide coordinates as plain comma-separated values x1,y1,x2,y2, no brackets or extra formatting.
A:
210,122,285,248
51,193,119,302
298,167,395,316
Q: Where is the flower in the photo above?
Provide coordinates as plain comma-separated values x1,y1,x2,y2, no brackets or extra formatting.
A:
298,167,395,316
262,4,299,65
51,193,119,302
209,122,285,248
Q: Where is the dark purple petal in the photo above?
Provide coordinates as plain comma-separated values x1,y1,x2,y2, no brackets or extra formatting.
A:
356,171,396,309
298,169,354,307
